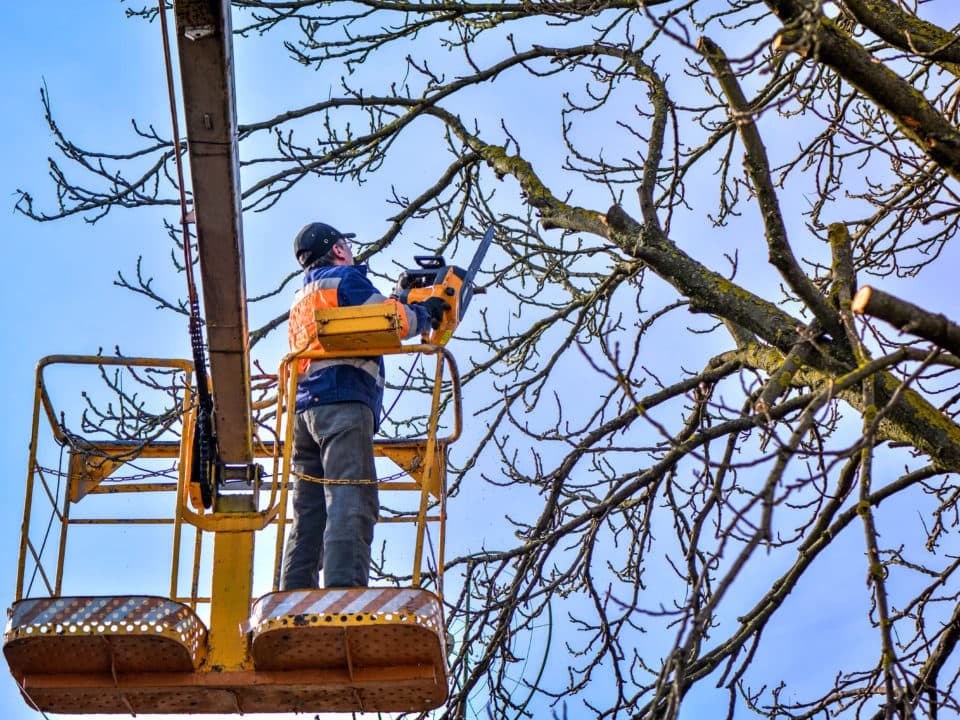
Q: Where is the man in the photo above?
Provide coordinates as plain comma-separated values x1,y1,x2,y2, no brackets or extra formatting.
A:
281,221,448,590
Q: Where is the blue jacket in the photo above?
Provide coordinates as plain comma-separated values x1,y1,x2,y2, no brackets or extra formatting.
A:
290,264,430,427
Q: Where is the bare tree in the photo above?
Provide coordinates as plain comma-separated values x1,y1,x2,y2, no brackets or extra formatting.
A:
18,1,960,718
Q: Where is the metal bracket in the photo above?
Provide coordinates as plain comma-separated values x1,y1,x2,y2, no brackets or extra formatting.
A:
220,462,263,486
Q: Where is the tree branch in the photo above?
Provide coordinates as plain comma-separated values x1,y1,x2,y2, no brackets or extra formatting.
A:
767,0,960,180
852,285,960,358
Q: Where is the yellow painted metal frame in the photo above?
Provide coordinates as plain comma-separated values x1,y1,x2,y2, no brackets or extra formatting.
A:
7,318,462,712
14,355,196,602
274,326,462,595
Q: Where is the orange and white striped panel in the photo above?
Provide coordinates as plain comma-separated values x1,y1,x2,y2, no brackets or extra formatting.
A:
247,587,442,632
5,596,206,652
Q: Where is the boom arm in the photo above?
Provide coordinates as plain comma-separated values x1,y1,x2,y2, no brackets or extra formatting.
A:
172,0,253,469
169,0,257,670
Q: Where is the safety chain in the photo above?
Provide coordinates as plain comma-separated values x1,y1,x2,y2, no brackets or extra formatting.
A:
36,465,179,483
291,470,409,485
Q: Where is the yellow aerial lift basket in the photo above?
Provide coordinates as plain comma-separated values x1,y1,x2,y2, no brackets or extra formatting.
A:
4,310,461,714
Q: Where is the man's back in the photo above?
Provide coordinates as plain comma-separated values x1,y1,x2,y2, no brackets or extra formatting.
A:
290,263,391,423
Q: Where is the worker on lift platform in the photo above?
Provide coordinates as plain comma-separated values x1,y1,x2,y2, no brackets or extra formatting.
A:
282,222,449,590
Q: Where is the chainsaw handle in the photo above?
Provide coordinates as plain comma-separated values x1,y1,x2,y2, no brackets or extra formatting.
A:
414,255,445,269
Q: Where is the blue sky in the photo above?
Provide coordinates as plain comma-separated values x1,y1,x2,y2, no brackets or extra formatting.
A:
1,4,278,718
0,6,464,718
3,2,960,720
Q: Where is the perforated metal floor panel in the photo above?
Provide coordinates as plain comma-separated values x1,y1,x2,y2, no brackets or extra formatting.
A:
4,596,211,714
4,590,449,714
249,587,449,710
4,596,205,675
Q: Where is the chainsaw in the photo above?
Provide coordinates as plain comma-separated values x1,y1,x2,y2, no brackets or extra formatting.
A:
393,225,495,345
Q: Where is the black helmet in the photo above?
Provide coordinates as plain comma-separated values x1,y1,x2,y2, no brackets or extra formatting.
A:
294,222,356,268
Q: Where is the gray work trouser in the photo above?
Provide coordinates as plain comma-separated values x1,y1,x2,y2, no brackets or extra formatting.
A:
279,402,379,590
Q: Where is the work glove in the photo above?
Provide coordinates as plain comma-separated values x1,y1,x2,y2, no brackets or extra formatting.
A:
417,297,451,329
